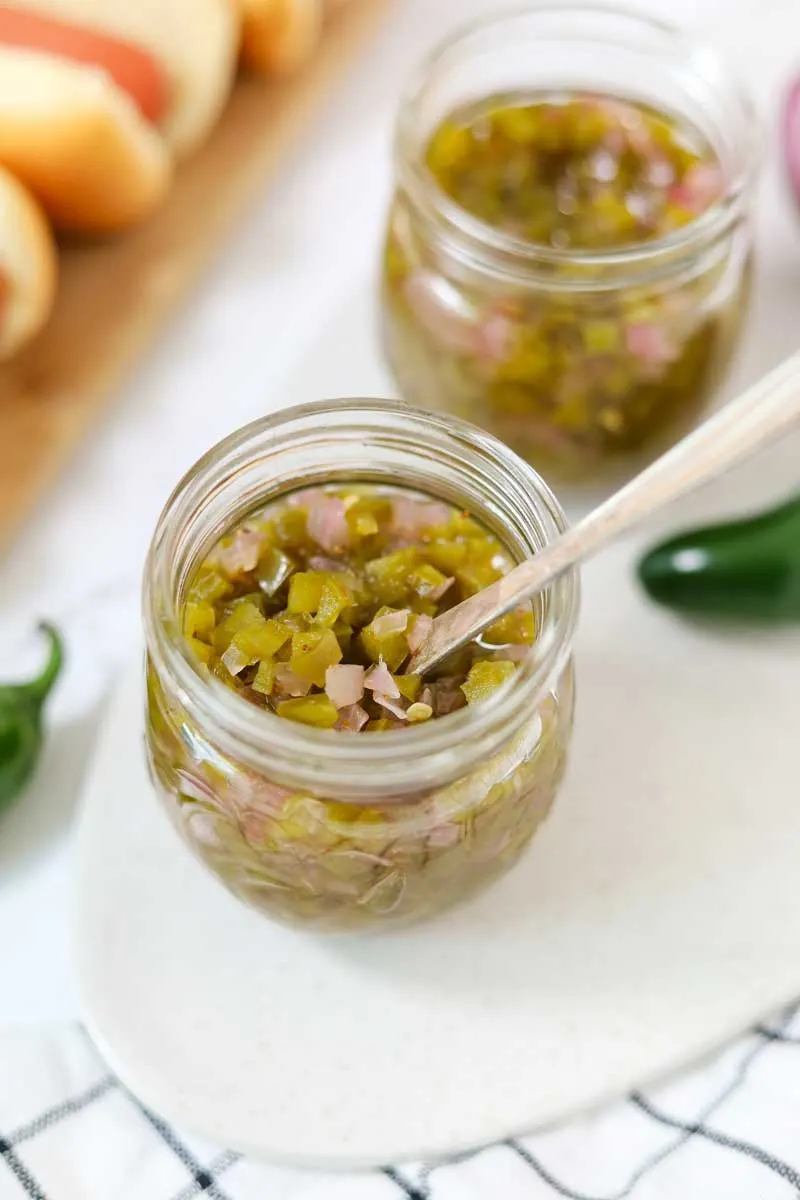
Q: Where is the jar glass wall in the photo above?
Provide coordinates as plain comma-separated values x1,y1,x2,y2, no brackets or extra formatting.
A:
143,401,578,932
380,4,760,481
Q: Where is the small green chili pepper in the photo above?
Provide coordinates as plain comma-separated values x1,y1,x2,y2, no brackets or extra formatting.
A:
638,494,800,621
0,622,63,812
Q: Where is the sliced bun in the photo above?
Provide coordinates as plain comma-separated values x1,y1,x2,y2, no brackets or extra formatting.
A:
0,47,171,232
238,0,323,77
0,164,57,359
9,0,238,155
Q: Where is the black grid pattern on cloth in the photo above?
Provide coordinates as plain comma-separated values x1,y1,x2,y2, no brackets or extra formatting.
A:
0,1005,796,1199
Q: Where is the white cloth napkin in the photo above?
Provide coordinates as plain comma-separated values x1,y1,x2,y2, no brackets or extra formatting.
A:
1,1009,799,1200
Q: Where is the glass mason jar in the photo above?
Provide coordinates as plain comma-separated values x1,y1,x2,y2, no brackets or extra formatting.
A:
143,400,578,933
380,3,760,481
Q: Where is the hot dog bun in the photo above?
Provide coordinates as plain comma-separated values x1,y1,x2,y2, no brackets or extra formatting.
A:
0,47,171,232
0,164,56,359
238,0,323,77
9,0,238,155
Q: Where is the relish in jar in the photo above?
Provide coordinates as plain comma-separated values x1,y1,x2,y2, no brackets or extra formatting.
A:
144,402,578,931
381,6,758,478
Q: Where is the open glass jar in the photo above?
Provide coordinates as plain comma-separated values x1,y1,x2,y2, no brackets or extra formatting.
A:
143,401,578,932
380,3,760,481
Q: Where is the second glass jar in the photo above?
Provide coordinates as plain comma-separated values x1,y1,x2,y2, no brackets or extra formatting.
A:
380,3,760,481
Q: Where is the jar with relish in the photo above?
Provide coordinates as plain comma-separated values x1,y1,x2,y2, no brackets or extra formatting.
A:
143,401,578,932
381,4,760,480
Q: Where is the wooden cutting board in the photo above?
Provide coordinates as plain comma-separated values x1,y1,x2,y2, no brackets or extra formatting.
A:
0,0,387,550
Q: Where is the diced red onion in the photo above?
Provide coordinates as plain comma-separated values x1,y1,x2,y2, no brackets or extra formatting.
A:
221,642,251,676
308,555,348,573
274,665,313,697
497,644,531,663
245,777,294,815
625,322,676,366
240,810,267,843
475,311,514,363
391,496,425,538
364,659,400,698
335,703,369,732
176,769,218,806
372,608,409,638
407,613,434,654
306,495,350,553
218,528,263,575
375,693,408,720
287,487,320,508
325,663,365,708
428,823,460,849
391,497,452,540
668,163,723,214
784,78,800,206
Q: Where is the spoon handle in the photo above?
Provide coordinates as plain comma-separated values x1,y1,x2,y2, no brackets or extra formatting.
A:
409,346,800,676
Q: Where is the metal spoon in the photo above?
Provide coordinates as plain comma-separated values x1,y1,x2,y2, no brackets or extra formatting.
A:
407,346,800,677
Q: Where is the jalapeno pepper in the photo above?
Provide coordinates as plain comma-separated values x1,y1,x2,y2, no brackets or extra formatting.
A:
0,622,63,812
638,495,800,621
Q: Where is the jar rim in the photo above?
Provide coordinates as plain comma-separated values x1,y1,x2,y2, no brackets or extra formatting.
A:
143,399,579,801
394,1,761,287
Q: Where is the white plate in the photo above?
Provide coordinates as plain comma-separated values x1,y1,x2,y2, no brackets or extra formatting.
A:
75,1,800,1168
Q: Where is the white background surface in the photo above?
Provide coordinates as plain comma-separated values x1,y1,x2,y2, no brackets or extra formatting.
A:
0,0,790,1025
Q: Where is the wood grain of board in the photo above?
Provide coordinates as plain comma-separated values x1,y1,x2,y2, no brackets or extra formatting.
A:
0,0,387,550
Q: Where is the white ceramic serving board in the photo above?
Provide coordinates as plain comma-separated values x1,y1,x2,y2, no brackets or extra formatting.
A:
76,0,800,1169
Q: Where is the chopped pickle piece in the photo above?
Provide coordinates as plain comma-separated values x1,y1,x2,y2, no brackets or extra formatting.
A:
252,658,277,695
289,629,343,687
423,541,467,573
360,609,409,672
276,695,339,728
187,637,212,665
484,607,536,646
316,576,352,627
180,486,535,730
256,546,295,596
233,619,291,660
408,563,450,598
183,600,215,641
365,548,419,605
189,567,233,604
287,571,326,614
394,673,422,702
461,660,516,705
